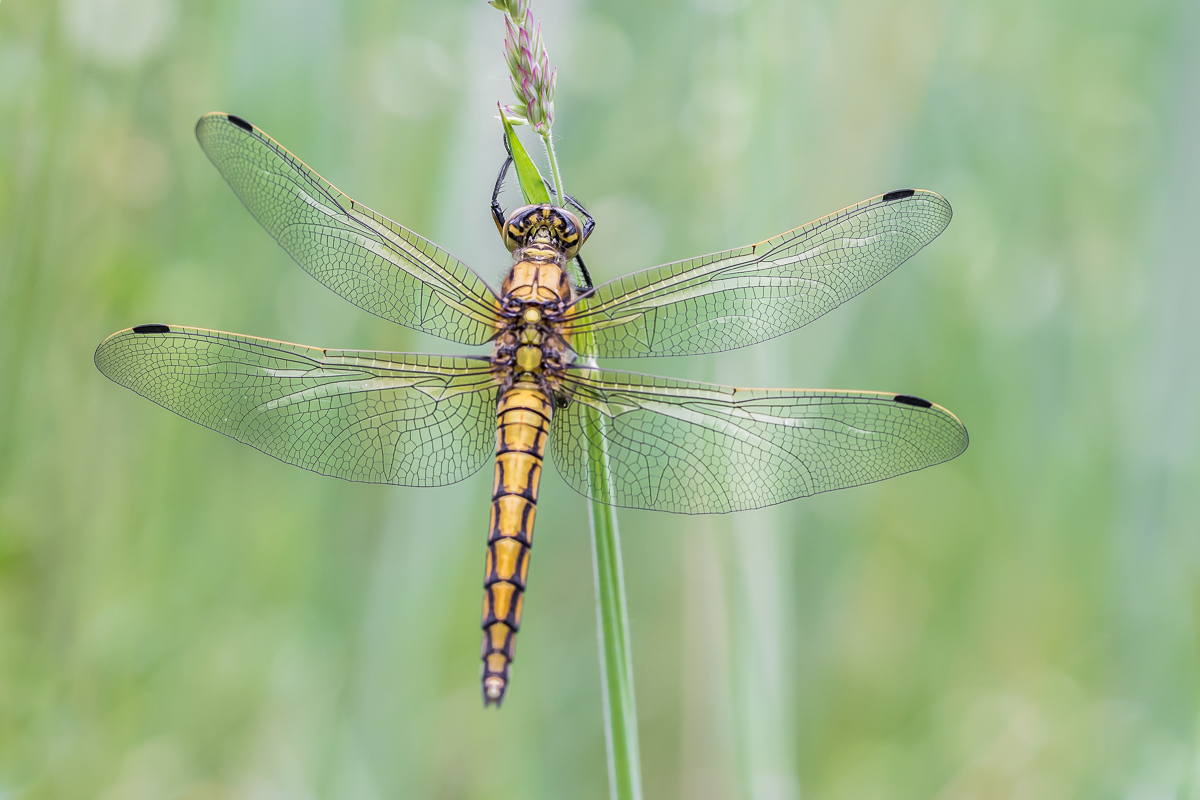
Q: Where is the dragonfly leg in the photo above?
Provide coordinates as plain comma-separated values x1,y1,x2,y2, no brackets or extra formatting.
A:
561,193,596,242
491,152,514,234
538,178,596,288
573,253,594,291
562,194,594,289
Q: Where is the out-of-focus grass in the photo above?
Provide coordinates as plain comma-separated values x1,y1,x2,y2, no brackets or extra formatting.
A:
1,0,1198,798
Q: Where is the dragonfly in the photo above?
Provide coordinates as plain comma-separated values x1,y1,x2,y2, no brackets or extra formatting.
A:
95,112,968,707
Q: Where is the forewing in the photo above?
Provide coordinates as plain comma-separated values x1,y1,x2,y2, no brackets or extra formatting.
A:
564,190,951,358
95,325,499,486
551,367,967,513
195,113,500,345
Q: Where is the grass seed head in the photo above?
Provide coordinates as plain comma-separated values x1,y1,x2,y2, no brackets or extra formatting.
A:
492,1,555,135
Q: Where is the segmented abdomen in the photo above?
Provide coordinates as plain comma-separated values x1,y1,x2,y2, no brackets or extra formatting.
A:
481,383,552,706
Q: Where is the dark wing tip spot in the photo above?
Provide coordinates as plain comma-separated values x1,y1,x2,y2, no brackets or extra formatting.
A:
226,114,254,132
894,393,933,408
132,324,171,334
882,189,916,202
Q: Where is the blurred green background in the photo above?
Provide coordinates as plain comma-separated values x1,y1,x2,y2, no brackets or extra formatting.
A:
2,0,1199,797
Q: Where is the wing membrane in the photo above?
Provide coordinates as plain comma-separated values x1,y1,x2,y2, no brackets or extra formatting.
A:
195,113,500,345
564,190,951,358
551,367,967,513
95,325,499,486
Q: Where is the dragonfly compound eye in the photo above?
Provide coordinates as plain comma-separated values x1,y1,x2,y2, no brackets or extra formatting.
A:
502,204,584,260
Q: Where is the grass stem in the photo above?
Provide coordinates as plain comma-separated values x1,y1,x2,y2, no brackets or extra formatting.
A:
586,413,644,800
576,310,643,800
541,132,566,207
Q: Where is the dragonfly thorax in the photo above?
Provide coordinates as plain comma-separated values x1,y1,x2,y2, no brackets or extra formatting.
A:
494,215,577,396
501,259,572,305
491,299,571,396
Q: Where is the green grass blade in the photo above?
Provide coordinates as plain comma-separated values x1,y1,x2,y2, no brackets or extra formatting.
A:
577,308,644,800
588,463,644,800
501,112,551,205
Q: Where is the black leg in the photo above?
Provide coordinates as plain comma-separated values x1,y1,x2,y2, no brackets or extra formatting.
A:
491,153,513,233
574,253,594,291
538,177,597,288
563,193,596,241
537,177,596,242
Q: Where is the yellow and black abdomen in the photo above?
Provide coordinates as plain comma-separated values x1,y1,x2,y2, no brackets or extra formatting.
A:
481,383,553,705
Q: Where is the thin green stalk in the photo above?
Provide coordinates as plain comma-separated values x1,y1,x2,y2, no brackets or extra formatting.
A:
540,132,566,207
569,171,641,796
583,379,644,800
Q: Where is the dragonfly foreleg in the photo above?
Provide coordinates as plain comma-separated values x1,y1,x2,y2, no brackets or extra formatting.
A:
560,193,595,241
572,253,593,291
491,149,514,233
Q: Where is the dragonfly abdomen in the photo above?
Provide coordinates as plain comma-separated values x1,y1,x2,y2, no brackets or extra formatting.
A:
481,383,553,706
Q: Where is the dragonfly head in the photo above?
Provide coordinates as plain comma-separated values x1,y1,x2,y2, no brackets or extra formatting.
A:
502,204,586,261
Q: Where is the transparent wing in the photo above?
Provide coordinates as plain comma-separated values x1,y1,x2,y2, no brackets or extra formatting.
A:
95,324,499,486
563,190,951,358
195,112,501,345
551,367,967,513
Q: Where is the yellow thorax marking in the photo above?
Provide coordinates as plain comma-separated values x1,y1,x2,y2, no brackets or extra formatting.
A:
515,345,542,373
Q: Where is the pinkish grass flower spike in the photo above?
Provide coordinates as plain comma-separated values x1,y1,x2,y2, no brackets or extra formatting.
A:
490,0,564,206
